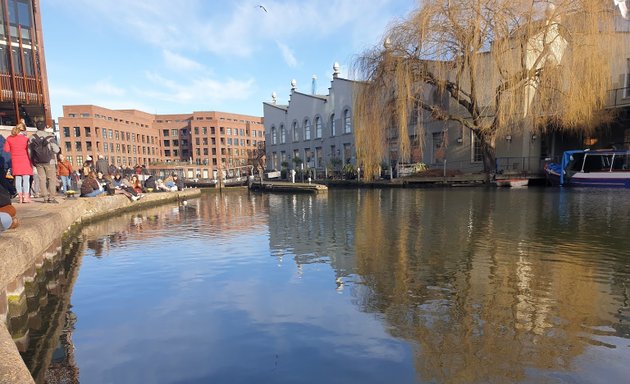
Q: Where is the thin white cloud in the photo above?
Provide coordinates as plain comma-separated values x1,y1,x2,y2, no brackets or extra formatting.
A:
143,71,256,104
162,50,203,72
92,78,126,97
276,41,298,67
51,0,409,58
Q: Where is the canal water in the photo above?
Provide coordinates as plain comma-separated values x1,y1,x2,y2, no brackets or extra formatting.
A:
19,188,630,383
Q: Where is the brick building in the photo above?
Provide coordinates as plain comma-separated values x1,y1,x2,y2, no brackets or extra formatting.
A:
58,105,264,179
0,0,52,127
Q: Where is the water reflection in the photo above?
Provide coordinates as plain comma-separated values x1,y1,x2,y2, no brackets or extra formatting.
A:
19,189,630,383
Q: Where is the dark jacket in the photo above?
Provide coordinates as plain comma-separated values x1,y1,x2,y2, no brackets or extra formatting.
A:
0,184,11,207
80,177,101,196
95,158,109,175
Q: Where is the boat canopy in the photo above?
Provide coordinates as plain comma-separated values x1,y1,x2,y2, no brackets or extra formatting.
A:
559,150,585,186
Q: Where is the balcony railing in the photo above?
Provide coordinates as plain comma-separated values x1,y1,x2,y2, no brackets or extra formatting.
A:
606,87,630,108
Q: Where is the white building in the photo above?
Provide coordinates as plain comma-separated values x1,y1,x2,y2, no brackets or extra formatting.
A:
263,64,356,176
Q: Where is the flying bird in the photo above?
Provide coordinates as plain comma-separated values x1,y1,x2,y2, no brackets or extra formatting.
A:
256,4,268,13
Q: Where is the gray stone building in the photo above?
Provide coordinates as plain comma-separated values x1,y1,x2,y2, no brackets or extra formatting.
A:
263,64,356,176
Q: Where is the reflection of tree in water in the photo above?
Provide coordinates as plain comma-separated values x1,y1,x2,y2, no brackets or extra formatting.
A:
353,189,624,383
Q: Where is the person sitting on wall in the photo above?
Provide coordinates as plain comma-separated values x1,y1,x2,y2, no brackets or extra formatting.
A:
96,171,115,195
155,178,171,192
144,175,156,191
80,171,104,197
0,183,19,232
130,175,144,195
162,173,180,192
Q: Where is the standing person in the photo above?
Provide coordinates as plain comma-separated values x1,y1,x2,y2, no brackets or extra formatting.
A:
82,156,94,179
29,122,60,203
3,124,33,203
57,153,73,194
95,154,108,175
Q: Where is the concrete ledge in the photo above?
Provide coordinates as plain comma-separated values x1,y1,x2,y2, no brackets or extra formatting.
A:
0,189,201,383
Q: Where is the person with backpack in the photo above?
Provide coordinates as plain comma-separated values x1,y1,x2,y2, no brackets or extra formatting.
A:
29,122,60,203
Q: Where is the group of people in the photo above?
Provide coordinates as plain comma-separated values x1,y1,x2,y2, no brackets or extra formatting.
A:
3,120,60,204
2,120,186,212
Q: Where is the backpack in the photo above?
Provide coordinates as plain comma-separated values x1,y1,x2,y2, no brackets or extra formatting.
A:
29,135,53,164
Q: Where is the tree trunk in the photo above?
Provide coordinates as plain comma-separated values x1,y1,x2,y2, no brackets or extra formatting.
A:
481,140,497,175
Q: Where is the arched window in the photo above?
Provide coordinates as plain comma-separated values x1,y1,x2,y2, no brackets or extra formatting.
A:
304,118,311,140
271,125,277,145
293,121,299,141
330,113,336,136
344,109,351,133
315,116,322,138
280,124,286,143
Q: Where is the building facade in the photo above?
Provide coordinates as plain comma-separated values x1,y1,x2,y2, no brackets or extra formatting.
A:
0,0,51,127
57,105,264,179
264,64,356,176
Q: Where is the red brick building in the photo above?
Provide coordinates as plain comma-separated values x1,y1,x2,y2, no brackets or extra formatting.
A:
58,105,264,178
0,0,52,127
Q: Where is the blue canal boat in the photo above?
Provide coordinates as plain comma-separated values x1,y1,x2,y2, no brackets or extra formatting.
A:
544,149,630,188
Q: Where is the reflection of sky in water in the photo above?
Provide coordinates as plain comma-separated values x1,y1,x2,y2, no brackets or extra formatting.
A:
61,188,630,383
71,198,416,384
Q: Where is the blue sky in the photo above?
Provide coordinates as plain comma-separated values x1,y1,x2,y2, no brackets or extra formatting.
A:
41,0,417,122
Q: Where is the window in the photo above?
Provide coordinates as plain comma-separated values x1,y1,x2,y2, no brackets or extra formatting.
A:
85,127,91,137
103,142,108,151
344,109,351,133
330,114,336,136
194,127,199,135
116,143,120,153
163,129,169,137
343,143,352,164
471,134,483,163
73,127,81,137
64,142,71,152
163,140,170,147
625,58,630,98
63,127,70,137
202,127,207,134
280,124,286,144
316,147,323,168
304,119,311,140
108,129,113,139
271,126,277,144
227,128,232,135
293,122,299,141
171,129,178,136
315,117,322,138
76,155,83,167
115,131,120,140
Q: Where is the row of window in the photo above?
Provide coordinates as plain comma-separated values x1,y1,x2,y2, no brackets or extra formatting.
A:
64,141,157,156
67,113,149,128
63,126,158,144
192,126,263,137
65,155,153,167
269,109,352,145
270,143,353,169
194,147,250,157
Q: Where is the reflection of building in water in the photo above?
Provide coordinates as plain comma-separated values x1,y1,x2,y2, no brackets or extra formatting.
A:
266,191,358,278
6,237,84,383
351,188,628,383
44,310,79,384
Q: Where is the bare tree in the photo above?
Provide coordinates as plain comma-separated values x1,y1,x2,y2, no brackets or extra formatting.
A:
353,0,621,180
247,141,266,175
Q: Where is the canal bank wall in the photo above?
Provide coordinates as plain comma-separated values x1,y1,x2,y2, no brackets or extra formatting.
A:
0,189,201,384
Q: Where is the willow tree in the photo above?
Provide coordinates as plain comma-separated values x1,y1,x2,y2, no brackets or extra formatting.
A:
354,0,621,180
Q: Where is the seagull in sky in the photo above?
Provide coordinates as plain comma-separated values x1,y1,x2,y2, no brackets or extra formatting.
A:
257,4,268,13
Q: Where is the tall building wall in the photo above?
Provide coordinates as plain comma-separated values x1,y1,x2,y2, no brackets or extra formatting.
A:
0,0,51,127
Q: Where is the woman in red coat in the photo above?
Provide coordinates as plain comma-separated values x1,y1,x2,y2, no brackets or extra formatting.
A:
3,124,33,203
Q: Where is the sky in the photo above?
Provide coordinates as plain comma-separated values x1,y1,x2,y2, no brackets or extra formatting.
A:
41,0,418,122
